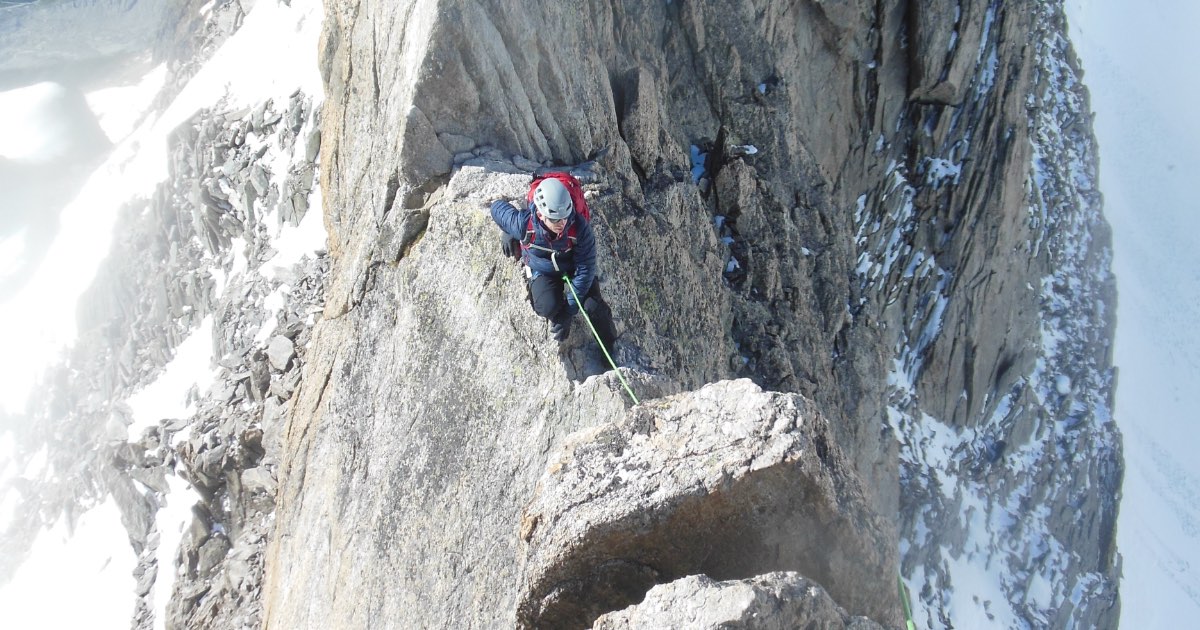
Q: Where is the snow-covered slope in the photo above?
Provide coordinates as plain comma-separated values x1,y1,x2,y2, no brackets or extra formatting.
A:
855,1,1121,627
0,1,326,628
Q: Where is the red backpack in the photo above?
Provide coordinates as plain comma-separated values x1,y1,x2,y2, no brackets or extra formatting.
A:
526,172,591,222
521,172,591,255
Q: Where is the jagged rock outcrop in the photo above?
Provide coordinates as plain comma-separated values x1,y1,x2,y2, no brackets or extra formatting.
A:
518,380,898,628
261,160,688,629
266,2,904,627
859,3,1122,626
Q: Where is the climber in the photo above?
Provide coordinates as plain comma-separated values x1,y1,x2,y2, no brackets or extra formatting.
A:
490,175,618,353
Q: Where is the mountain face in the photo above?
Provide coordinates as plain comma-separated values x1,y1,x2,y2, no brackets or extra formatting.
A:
260,0,1119,627
0,0,1120,628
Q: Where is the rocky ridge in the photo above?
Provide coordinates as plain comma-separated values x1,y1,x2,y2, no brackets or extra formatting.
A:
156,88,326,627
263,0,1119,628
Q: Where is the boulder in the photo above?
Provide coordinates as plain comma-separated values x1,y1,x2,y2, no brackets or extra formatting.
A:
518,380,899,629
593,573,885,630
266,336,295,372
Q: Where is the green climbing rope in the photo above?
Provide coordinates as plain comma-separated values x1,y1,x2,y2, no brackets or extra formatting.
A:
562,275,639,405
898,574,917,630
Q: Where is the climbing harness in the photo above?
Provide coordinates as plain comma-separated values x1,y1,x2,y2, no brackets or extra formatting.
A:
563,275,639,405
523,234,575,272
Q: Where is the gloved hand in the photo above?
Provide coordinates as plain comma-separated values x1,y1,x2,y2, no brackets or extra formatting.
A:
500,233,520,260
550,318,571,342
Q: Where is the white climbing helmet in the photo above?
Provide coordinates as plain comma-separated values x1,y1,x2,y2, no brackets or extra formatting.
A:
533,177,574,221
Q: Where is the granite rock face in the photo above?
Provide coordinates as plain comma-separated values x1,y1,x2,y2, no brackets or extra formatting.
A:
264,0,1118,628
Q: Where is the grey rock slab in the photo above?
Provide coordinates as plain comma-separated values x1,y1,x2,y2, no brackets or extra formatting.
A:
512,155,543,172
305,128,322,163
266,336,295,372
129,465,171,495
134,562,158,597
268,369,302,400
241,467,276,496
197,534,232,576
266,108,284,130
223,536,261,592
221,157,247,179
437,132,476,155
445,163,530,203
249,165,271,196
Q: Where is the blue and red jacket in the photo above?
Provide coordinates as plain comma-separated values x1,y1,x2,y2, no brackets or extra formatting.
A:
491,199,596,310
